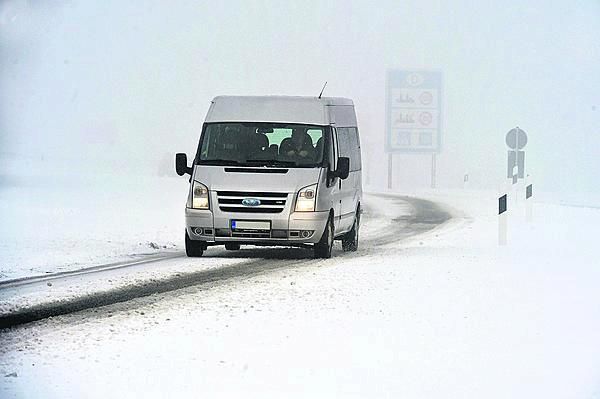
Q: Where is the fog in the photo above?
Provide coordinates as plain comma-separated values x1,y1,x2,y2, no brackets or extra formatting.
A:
1,0,599,203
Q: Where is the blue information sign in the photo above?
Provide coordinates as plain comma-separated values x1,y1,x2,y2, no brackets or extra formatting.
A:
385,70,442,153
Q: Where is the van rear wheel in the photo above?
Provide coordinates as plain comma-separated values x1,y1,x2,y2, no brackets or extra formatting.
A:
314,217,334,259
342,208,360,252
185,231,204,257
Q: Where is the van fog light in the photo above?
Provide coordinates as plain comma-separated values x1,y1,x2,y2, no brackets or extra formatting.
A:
193,227,203,235
301,230,314,238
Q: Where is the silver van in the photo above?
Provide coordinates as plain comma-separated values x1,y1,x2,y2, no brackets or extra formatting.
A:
175,96,362,258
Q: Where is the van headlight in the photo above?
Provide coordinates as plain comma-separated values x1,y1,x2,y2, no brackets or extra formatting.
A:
295,184,317,212
192,181,210,209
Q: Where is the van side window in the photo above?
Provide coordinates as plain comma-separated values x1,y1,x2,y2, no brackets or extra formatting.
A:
330,127,338,171
348,127,362,171
336,127,350,160
336,127,361,172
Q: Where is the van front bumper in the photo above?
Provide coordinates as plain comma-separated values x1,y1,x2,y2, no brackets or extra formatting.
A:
185,208,329,245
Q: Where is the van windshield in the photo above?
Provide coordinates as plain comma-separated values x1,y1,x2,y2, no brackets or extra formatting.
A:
196,123,326,168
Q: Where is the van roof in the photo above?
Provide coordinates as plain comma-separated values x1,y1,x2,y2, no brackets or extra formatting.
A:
205,96,355,125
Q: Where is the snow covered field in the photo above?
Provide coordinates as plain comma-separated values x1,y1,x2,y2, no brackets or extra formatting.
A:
1,187,599,398
3,1,599,397
0,174,188,281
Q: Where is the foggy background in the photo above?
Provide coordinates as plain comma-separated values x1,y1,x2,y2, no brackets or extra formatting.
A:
1,0,599,203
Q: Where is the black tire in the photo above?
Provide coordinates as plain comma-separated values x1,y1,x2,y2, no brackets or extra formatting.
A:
342,208,360,252
225,243,240,251
185,231,204,257
314,216,334,259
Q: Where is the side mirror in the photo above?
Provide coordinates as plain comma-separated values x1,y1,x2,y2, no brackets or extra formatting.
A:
336,157,350,180
175,153,192,176
328,157,350,181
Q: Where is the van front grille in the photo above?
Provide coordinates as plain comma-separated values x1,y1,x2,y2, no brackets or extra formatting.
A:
216,191,288,214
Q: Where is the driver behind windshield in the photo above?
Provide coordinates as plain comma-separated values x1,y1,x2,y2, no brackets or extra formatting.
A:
279,127,316,162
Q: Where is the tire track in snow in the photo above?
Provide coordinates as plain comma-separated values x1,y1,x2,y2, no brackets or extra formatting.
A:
368,195,451,246
0,253,185,289
0,195,451,329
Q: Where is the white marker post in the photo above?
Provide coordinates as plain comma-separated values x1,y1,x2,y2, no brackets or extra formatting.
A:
525,177,533,223
499,213,507,246
498,193,508,246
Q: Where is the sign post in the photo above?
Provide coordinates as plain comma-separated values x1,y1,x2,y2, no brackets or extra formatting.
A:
499,126,532,244
506,127,528,205
431,153,437,188
387,153,393,189
506,127,527,180
385,70,442,189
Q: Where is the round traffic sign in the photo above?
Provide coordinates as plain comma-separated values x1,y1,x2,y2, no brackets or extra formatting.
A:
419,111,432,126
419,91,433,105
506,127,527,149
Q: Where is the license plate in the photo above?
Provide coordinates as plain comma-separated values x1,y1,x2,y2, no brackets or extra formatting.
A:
231,220,270,230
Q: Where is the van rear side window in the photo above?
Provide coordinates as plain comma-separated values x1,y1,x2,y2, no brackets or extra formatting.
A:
336,127,361,171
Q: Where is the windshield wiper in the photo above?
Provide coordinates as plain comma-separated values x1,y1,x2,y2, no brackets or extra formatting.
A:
199,159,245,166
199,158,313,167
244,159,298,167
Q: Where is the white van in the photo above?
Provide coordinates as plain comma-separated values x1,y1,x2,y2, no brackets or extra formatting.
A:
175,96,362,258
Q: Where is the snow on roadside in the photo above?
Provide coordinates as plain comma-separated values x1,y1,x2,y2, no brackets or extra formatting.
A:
0,175,187,281
1,191,599,398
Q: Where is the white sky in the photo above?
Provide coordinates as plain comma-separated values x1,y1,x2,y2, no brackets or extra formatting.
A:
1,0,599,197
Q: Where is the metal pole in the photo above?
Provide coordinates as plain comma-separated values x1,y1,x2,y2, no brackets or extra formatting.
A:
431,153,437,189
387,153,393,190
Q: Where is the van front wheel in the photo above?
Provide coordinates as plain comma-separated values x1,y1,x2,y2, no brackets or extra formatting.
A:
342,208,360,252
225,243,240,251
185,231,204,257
314,217,334,259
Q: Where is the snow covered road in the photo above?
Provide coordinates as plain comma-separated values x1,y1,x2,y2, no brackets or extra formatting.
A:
1,192,600,399
0,194,449,328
